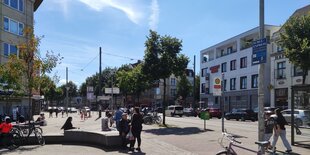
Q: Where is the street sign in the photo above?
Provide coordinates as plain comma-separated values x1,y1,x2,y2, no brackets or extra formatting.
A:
98,95,111,101
200,111,210,120
252,38,267,65
213,77,222,96
105,87,120,94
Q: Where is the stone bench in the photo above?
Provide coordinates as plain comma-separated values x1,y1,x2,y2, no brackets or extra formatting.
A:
63,129,121,147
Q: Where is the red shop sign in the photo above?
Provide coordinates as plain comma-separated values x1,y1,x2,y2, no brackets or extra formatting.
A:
210,65,220,73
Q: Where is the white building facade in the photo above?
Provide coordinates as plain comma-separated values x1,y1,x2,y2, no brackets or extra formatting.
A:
200,25,280,112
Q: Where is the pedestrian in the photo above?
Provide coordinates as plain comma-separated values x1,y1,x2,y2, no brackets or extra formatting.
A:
55,108,59,118
98,104,102,118
61,110,64,118
129,107,143,152
119,113,130,149
61,117,78,131
49,108,53,118
271,109,292,153
114,106,123,131
264,112,275,150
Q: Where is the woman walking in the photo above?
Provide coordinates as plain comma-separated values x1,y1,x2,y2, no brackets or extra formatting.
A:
129,107,143,152
271,109,292,153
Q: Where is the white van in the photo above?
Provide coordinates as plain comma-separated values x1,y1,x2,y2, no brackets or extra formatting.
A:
165,105,184,117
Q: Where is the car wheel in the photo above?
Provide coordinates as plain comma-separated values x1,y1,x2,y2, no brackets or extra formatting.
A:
171,113,174,117
241,117,245,121
295,118,303,127
236,118,239,121
179,115,183,117
225,117,230,120
218,117,221,119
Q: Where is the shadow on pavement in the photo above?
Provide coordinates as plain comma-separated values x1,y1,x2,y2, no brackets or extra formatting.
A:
0,145,41,155
118,149,146,155
293,141,310,149
144,127,213,135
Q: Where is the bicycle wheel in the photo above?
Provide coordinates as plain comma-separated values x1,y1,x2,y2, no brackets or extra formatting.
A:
143,116,152,125
8,133,22,150
35,127,43,134
155,116,162,124
35,131,45,146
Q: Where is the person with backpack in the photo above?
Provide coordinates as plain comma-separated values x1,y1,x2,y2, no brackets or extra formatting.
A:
271,109,292,153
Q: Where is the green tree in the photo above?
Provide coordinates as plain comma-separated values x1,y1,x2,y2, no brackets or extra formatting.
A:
279,13,310,84
142,30,189,125
4,27,62,119
60,81,78,105
176,74,192,106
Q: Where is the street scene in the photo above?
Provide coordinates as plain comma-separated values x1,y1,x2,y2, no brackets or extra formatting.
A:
1,0,310,155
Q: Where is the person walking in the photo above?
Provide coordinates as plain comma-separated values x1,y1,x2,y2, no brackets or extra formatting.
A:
129,107,143,152
271,109,292,153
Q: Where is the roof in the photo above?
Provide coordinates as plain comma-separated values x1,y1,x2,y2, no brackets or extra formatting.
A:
279,5,310,32
34,0,43,12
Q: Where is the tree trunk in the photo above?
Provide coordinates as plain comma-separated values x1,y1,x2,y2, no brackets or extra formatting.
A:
302,69,307,85
163,78,166,125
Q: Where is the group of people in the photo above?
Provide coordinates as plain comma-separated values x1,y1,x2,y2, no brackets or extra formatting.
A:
48,108,65,118
101,107,143,152
264,108,292,153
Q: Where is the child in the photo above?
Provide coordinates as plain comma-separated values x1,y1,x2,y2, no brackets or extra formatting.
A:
0,117,13,146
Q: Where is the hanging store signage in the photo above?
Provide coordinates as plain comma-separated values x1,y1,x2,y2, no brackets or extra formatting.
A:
210,65,220,73
213,77,222,96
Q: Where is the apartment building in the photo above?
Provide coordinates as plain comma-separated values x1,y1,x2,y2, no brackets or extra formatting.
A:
0,0,43,115
270,5,310,109
200,25,280,112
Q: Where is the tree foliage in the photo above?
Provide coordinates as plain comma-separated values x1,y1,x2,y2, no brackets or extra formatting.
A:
142,30,189,125
280,13,310,84
176,74,192,102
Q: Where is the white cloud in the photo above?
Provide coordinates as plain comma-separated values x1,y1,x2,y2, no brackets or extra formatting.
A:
78,0,143,24
45,0,71,17
149,0,159,30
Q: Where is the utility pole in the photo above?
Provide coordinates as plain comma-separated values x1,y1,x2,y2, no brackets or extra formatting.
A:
258,0,265,142
99,47,102,117
66,67,69,116
193,55,196,108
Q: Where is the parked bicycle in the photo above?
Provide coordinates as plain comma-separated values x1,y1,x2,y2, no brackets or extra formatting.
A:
216,130,270,155
11,122,45,146
0,132,21,150
143,112,162,125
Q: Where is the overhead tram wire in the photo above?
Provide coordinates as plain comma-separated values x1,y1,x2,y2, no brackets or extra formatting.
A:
80,54,99,71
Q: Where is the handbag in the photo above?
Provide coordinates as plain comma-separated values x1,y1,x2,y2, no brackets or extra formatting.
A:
126,129,135,140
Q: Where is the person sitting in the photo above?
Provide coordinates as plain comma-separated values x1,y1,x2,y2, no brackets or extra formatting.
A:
0,117,13,146
35,113,47,126
119,113,130,149
61,117,77,131
101,111,112,131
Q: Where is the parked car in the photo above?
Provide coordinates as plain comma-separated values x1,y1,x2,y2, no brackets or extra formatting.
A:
83,106,91,112
206,108,222,119
68,107,78,113
165,105,183,117
155,107,163,113
225,109,257,121
183,108,198,117
272,109,310,127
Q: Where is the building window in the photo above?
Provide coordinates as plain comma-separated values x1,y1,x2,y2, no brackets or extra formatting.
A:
230,60,236,70
227,47,233,54
221,49,227,56
170,78,176,86
251,74,258,88
4,0,24,12
170,89,176,97
223,79,227,91
277,61,286,79
3,17,24,36
230,78,236,90
221,62,227,72
294,66,304,77
240,76,247,89
3,43,18,56
201,68,208,77
202,54,208,63
240,57,247,68
277,45,283,52
201,83,206,93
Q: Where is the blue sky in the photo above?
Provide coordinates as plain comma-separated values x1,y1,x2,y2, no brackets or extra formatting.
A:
34,0,310,87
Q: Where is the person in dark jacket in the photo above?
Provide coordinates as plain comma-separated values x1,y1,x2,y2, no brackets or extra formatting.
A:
129,107,143,151
119,113,130,149
271,109,292,153
61,117,77,131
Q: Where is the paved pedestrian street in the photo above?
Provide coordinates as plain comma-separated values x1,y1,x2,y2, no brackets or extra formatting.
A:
1,112,309,155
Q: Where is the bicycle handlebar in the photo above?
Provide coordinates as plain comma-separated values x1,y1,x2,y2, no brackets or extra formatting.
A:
222,132,242,144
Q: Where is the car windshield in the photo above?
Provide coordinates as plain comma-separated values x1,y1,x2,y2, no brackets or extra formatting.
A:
304,111,310,117
175,107,183,110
